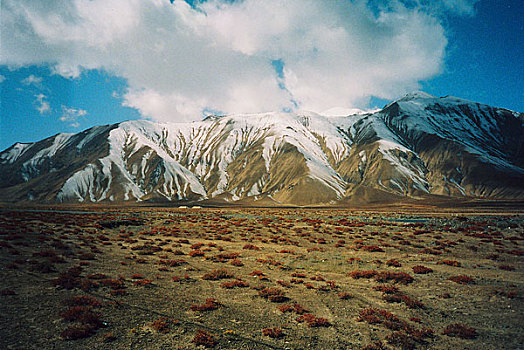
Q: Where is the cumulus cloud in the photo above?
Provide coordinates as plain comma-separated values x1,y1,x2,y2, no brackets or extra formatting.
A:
60,106,87,127
1,0,470,121
34,93,51,114
21,74,43,86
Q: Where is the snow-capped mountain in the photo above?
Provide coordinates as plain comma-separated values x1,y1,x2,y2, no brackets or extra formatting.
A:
1,92,523,204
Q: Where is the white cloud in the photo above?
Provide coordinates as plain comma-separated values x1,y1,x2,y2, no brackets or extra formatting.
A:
0,75,5,83
34,93,51,114
1,0,470,121
60,106,87,127
21,74,43,86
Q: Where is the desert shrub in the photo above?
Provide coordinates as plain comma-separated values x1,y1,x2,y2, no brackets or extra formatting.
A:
291,272,307,278
295,314,331,327
133,279,153,286
384,294,424,309
53,266,83,290
375,272,414,284
448,275,475,284
202,268,234,280
438,260,461,267
386,259,402,267
498,265,515,271
258,288,288,302
442,323,478,339
243,244,260,250
190,243,205,250
192,329,217,348
338,292,352,300
276,280,292,288
492,289,518,298
412,265,432,274
262,327,284,338
419,248,442,255
60,306,102,327
189,250,205,257
373,285,399,294
278,303,308,314
220,280,249,289
151,317,171,333
361,245,384,252
190,298,222,311
230,258,243,266
100,279,125,289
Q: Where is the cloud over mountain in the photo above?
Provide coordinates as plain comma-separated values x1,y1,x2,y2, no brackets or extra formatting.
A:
2,0,474,121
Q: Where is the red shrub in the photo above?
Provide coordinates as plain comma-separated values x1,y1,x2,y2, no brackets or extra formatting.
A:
386,259,401,267
258,288,288,302
230,258,244,266
220,280,249,289
262,327,284,338
361,245,384,252
338,292,353,300
60,306,102,327
442,323,478,339
189,250,205,257
375,272,414,284
412,265,433,274
448,275,475,284
291,272,307,278
190,298,222,311
243,244,260,250
295,314,331,327
151,317,171,333
373,285,399,294
192,329,217,348
438,260,461,267
133,279,153,286
202,269,234,280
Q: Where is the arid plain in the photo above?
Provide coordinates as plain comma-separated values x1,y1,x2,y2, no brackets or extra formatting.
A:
1,204,522,349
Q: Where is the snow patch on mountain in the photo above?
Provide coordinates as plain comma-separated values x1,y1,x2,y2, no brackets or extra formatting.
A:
0,142,33,164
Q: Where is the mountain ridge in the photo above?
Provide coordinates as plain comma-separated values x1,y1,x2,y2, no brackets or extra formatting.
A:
1,93,523,205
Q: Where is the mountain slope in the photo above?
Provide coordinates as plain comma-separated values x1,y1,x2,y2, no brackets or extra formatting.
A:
1,92,523,204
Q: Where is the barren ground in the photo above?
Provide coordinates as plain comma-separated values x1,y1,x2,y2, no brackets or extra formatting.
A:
0,205,522,349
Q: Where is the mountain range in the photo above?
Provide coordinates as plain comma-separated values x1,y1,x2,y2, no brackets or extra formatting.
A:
1,92,523,205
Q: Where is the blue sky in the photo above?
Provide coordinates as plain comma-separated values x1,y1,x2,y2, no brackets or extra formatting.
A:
1,0,523,151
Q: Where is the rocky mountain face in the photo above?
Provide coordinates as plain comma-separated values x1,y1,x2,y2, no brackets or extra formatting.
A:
1,92,523,205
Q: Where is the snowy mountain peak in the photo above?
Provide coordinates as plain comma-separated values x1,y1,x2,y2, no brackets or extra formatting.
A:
1,93,523,204
399,91,437,101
